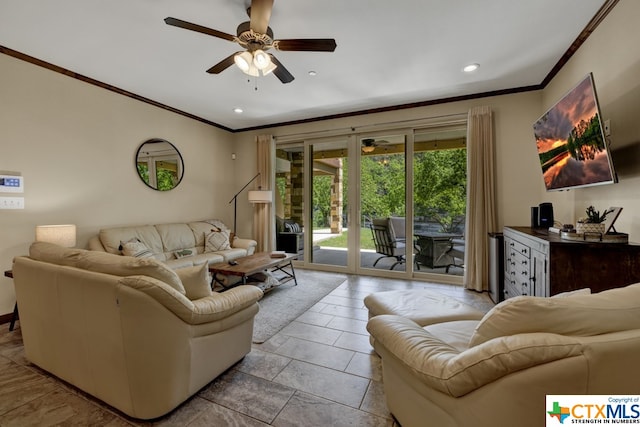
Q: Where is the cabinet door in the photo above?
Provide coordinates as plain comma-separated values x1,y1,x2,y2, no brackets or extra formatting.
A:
531,249,548,297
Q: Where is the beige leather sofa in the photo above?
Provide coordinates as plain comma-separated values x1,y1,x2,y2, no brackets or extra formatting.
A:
13,242,263,420
88,219,257,269
367,285,640,427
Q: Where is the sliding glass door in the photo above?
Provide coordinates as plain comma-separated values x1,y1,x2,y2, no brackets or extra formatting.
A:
307,137,350,269
412,126,467,281
358,134,409,275
275,120,467,282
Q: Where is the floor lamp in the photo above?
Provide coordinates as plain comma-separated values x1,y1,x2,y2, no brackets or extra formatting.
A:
229,173,272,237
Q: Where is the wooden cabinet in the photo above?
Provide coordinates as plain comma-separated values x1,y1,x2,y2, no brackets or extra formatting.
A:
503,226,640,298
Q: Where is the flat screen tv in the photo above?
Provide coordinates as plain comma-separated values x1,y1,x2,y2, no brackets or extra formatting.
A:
533,73,617,191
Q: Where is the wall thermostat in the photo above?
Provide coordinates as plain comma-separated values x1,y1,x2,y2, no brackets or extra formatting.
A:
0,175,24,193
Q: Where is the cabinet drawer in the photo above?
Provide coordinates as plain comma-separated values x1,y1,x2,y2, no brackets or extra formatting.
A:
505,237,529,259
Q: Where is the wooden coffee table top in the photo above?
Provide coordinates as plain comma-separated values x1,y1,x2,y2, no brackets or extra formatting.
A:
208,252,298,277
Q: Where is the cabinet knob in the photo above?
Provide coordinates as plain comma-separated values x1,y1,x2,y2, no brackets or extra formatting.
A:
510,242,515,247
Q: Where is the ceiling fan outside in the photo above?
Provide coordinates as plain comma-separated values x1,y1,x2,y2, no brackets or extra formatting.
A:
164,0,337,84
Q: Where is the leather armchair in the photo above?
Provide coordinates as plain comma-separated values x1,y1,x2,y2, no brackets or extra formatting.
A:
13,242,263,419
367,285,640,427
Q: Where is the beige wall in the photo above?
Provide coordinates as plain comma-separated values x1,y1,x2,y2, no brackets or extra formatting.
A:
541,0,640,237
0,53,241,314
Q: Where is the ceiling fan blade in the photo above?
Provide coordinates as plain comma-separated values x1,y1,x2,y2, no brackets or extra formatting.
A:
249,0,273,34
270,56,294,84
276,39,337,52
206,53,238,74
164,17,235,42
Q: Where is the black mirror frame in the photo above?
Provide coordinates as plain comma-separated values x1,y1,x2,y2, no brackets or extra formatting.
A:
135,138,184,191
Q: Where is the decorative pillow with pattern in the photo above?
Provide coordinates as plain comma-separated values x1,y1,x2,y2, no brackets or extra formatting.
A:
284,222,301,233
174,248,197,259
204,229,231,252
120,238,154,258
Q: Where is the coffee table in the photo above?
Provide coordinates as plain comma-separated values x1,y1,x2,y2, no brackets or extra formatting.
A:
208,252,299,291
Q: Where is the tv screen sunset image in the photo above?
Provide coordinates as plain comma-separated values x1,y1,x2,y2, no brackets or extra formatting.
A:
533,74,614,191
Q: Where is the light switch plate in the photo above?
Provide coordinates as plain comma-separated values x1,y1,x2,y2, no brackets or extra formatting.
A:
0,196,25,209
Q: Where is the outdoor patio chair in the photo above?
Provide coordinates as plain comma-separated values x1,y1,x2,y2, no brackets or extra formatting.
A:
370,218,407,270
445,238,465,273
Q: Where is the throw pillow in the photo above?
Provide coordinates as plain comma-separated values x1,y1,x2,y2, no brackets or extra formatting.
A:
175,263,212,300
284,222,301,233
120,238,154,258
174,248,197,259
204,229,231,252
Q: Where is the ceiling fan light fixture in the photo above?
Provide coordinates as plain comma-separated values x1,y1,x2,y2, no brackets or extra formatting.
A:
261,60,277,76
234,51,253,72
361,138,376,153
253,49,271,70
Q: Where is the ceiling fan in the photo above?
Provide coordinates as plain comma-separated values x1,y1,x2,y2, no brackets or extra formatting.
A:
164,0,337,84
361,138,391,153
361,138,377,153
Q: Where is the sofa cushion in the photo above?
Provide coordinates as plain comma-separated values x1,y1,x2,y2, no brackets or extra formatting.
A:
176,264,212,300
367,314,583,397
77,251,186,295
551,287,591,298
364,290,485,326
205,230,231,252
155,223,197,253
121,238,154,258
469,283,640,347
119,276,263,324
29,241,86,266
99,225,164,257
28,242,186,294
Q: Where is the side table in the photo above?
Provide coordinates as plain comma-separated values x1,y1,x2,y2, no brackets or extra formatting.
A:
4,270,18,331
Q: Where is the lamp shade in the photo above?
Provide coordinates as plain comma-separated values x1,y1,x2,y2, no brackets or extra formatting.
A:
234,51,253,72
248,190,273,204
253,49,271,70
35,224,77,247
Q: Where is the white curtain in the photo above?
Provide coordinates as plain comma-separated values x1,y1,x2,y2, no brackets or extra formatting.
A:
254,135,275,252
464,106,497,291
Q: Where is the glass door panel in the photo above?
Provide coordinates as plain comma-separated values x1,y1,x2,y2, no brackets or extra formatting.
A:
358,134,408,273
412,127,467,277
308,139,349,268
275,145,305,255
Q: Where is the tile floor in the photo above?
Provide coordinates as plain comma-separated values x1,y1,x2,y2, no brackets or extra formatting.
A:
0,272,494,426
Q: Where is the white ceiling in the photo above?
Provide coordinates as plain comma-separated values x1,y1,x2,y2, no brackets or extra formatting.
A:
0,0,609,131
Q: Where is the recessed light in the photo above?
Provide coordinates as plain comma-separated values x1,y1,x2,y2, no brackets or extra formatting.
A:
233,107,243,114
463,63,480,73
308,71,317,76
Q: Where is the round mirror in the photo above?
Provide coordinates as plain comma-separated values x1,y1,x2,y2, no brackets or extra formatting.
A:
135,138,184,191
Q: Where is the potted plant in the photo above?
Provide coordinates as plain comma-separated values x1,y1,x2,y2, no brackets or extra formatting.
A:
576,206,609,235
